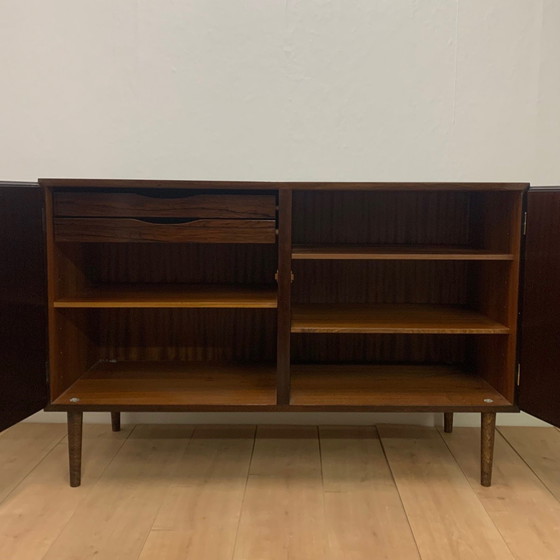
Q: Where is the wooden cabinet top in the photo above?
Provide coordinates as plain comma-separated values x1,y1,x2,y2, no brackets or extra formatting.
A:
39,179,530,192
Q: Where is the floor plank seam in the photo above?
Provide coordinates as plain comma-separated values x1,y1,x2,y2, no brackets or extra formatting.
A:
317,425,326,491
135,425,197,560
315,425,328,557
375,424,424,560
2,424,558,560
496,426,560,504
0,427,67,507
229,425,258,560
37,424,138,560
436,427,519,560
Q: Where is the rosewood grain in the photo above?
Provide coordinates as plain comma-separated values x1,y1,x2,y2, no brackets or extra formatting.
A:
519,189,560,426
40,178,529,191
290,365,511,408
54,218,277,244
53,284,278,308
291,304,510,334
34,181,538,488
292,244,514,260
54,362,277,407
54,192,276,219
0,184,48,431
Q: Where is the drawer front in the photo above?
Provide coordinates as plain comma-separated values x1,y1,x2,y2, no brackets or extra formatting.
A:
54,192,276,219
54,218,277,243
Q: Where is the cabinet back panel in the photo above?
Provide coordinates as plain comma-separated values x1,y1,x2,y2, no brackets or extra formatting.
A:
55,243,277,295
292,334,467,364
97,243,277,284
292,191,472,245
469,192,523,253
292,261,469,304
96,309,276,362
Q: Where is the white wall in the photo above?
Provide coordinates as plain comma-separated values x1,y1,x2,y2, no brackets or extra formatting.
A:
3,1,558,426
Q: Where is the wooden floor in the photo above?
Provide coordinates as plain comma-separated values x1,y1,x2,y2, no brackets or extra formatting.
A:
0,424,559,560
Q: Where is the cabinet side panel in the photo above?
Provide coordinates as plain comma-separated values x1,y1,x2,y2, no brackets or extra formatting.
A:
519,189,560,426
0,184,48,430
470,192,523,402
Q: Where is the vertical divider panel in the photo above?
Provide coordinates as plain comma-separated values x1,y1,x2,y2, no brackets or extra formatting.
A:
276,189,293,405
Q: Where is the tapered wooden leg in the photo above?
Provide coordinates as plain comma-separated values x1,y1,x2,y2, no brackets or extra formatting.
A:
111,412,121,432
481,412,496,487
443,412,454,433
67,411,83,488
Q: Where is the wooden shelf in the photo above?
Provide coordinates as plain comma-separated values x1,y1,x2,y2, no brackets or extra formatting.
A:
52,361,277,407
291,304,509,334
53,284,277,308
290,364,512,409
292,245,514,260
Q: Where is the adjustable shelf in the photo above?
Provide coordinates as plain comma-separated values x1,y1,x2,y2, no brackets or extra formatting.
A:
292,244,514,261
291,304,509,334
53,284,277,309
52,361,277,407
290,364,513,409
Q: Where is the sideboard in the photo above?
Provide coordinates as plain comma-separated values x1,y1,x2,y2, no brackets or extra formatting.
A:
1,180,559,487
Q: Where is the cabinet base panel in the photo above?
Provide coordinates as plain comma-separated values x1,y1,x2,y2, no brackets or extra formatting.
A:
52,361,277,407
48,361,514,412
290,364,512,408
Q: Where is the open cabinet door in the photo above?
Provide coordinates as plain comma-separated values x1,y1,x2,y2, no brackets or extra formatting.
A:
519,187,560,426
0,182,48,431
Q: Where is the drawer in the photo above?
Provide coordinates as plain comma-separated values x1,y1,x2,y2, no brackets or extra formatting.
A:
54,218,277,243
53,192,276,219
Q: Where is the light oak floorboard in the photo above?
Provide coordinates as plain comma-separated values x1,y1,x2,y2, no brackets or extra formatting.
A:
42,425,194,560
0,423,66,503
442,427,560,560
498,427,560,502
0,424,131,560
233,426,327,560
320,426,420,560
138,426,256,560
378,424,514,560
2,424,560,560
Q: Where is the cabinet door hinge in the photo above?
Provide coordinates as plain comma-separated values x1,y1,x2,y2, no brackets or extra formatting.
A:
516,363,521,386
522,211,527,236
45,360,50,384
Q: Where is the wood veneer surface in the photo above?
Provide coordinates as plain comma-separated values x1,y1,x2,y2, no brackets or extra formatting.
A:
53,361,277,406
54,284,277,308
290,364,511,408
41,178,529,191
292,244,514,260
54,218,276,244
291,304,509,334
42,183,523,413
54,192,276,219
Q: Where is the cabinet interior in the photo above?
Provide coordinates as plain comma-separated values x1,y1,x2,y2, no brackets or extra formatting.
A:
47,186,522,410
